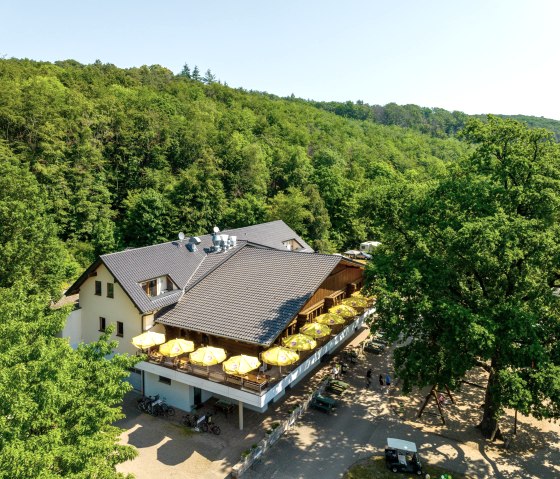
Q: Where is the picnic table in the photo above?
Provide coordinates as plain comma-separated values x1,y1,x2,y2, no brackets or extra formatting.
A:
327,379,349,394
214,398,235,417
311,393,338,413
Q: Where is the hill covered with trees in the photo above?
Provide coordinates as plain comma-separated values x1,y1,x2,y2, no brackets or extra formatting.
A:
0,58,468,282
312,99,560,141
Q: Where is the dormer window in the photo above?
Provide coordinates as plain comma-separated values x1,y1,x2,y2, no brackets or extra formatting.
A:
282,239,303,251
140,275,178,298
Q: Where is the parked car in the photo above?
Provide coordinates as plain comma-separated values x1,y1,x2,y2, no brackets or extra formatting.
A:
363,340,386,354
384,438,423,475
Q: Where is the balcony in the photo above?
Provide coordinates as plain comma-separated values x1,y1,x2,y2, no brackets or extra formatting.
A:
137,306,375,410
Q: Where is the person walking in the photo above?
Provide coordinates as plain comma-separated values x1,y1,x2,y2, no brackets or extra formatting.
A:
385,373,391,388
378,374,384,387
366,368,372,388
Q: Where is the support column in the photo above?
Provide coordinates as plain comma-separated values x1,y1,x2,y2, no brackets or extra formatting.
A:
238,400,244,430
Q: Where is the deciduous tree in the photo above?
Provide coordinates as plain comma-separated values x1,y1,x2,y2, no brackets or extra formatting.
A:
365,117,560,439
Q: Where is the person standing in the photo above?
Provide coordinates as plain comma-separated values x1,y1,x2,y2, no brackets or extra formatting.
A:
366,368,372,388
385,373,391,387
378,374,384,387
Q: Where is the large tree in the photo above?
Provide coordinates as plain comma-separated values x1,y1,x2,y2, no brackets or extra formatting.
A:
365,117,560,439
0,284,138,478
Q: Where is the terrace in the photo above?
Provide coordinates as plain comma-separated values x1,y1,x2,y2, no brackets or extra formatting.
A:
138,301,375,415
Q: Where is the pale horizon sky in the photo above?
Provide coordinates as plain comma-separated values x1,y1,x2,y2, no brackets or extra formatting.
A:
2,1,559,120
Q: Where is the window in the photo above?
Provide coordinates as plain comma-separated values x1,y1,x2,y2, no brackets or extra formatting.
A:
99,317,106,332
95,281,102,296
107,283,114,298
158,376,171,385
117,321,124,337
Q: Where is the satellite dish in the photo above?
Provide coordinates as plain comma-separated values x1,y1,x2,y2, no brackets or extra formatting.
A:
213,226,220,233
178,232,185,241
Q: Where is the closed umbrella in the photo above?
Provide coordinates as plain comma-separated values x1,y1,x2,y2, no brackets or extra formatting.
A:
190,346,227,366
300,322,331,338
315,312,345,326
223,355,261,376
132,331,166,349
159,338,195,357
329,304,357,319
282,333,317,351
262,346,299,375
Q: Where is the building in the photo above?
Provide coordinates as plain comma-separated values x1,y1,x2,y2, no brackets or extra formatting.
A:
64,220,372,429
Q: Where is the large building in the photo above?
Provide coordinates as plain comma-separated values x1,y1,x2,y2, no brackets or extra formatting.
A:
64,221,372,428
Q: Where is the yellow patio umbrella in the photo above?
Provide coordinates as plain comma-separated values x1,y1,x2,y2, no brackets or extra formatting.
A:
222,355,261,376
329,304,357,319
159,338,195,357
189,346,227,366
352,290,375,303
300,322,331,338
315,312,345,326
282,333,317,351
341,297,368,309
262,346,299,375
131,331,166,349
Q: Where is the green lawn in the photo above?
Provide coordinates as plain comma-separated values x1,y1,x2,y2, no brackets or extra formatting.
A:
345,456,469,479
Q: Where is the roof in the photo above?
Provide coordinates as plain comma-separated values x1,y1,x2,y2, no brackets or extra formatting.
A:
66,220,314,313
156,248,342,346
222,220,313,252
387,438,418,452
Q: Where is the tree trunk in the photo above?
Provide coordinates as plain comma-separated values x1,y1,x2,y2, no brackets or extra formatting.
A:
476,364,503,440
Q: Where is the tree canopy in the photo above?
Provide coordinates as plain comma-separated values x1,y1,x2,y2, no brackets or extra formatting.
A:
365,116,560,439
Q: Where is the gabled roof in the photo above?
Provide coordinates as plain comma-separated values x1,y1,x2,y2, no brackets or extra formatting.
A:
156,247,342,346
66,220,314,313
223,220,313,252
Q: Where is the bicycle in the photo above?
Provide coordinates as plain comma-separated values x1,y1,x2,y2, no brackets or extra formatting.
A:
182,412,220,434
152,397,175,417
137,394,159,414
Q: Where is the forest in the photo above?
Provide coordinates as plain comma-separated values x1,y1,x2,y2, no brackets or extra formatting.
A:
0,58,470,286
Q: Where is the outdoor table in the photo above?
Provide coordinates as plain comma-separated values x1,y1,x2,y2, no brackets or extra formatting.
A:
176,358,189,370
214,399,235,417
327,379,349,394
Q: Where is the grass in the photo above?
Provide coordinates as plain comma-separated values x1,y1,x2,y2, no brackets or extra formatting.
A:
344,456,470,479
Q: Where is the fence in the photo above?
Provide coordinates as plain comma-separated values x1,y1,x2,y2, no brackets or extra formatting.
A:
230,378,328,477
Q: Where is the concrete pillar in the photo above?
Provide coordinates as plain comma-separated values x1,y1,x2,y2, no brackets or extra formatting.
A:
238,400,244,430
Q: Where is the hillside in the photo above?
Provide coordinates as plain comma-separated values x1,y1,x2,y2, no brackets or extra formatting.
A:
0,58,468,275
312,100,560,141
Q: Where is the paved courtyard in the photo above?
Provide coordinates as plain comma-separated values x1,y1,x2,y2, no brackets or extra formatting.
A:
115,326,560,479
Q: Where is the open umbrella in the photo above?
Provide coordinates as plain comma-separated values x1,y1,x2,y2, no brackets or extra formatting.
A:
341,297,368,311
300,322,331,338
262,346,299,375
329,304,357,319
222,355,261,376
189,346,227,366
132,331,166,349
282,333,317,351
315,312,345,326
159,338,195,357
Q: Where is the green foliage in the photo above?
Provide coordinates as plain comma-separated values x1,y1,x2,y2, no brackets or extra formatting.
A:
365,117,560,438
0,57,471,264
0,283,138,478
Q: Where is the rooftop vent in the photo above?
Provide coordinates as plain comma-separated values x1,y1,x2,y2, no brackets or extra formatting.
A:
210,226,236,253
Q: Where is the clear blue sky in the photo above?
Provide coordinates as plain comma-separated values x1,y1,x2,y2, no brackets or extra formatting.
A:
3,0,559,119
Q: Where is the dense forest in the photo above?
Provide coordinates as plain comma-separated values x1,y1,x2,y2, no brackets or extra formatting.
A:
312,99,560,141
0,58,470,286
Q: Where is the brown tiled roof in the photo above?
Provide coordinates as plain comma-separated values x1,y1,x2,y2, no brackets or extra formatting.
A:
156,248,341,346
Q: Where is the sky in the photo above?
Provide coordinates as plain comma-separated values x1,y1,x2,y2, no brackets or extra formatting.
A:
2,0,559,120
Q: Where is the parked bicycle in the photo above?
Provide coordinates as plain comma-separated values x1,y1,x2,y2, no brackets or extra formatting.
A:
137,395,175,417
182,412,220,435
